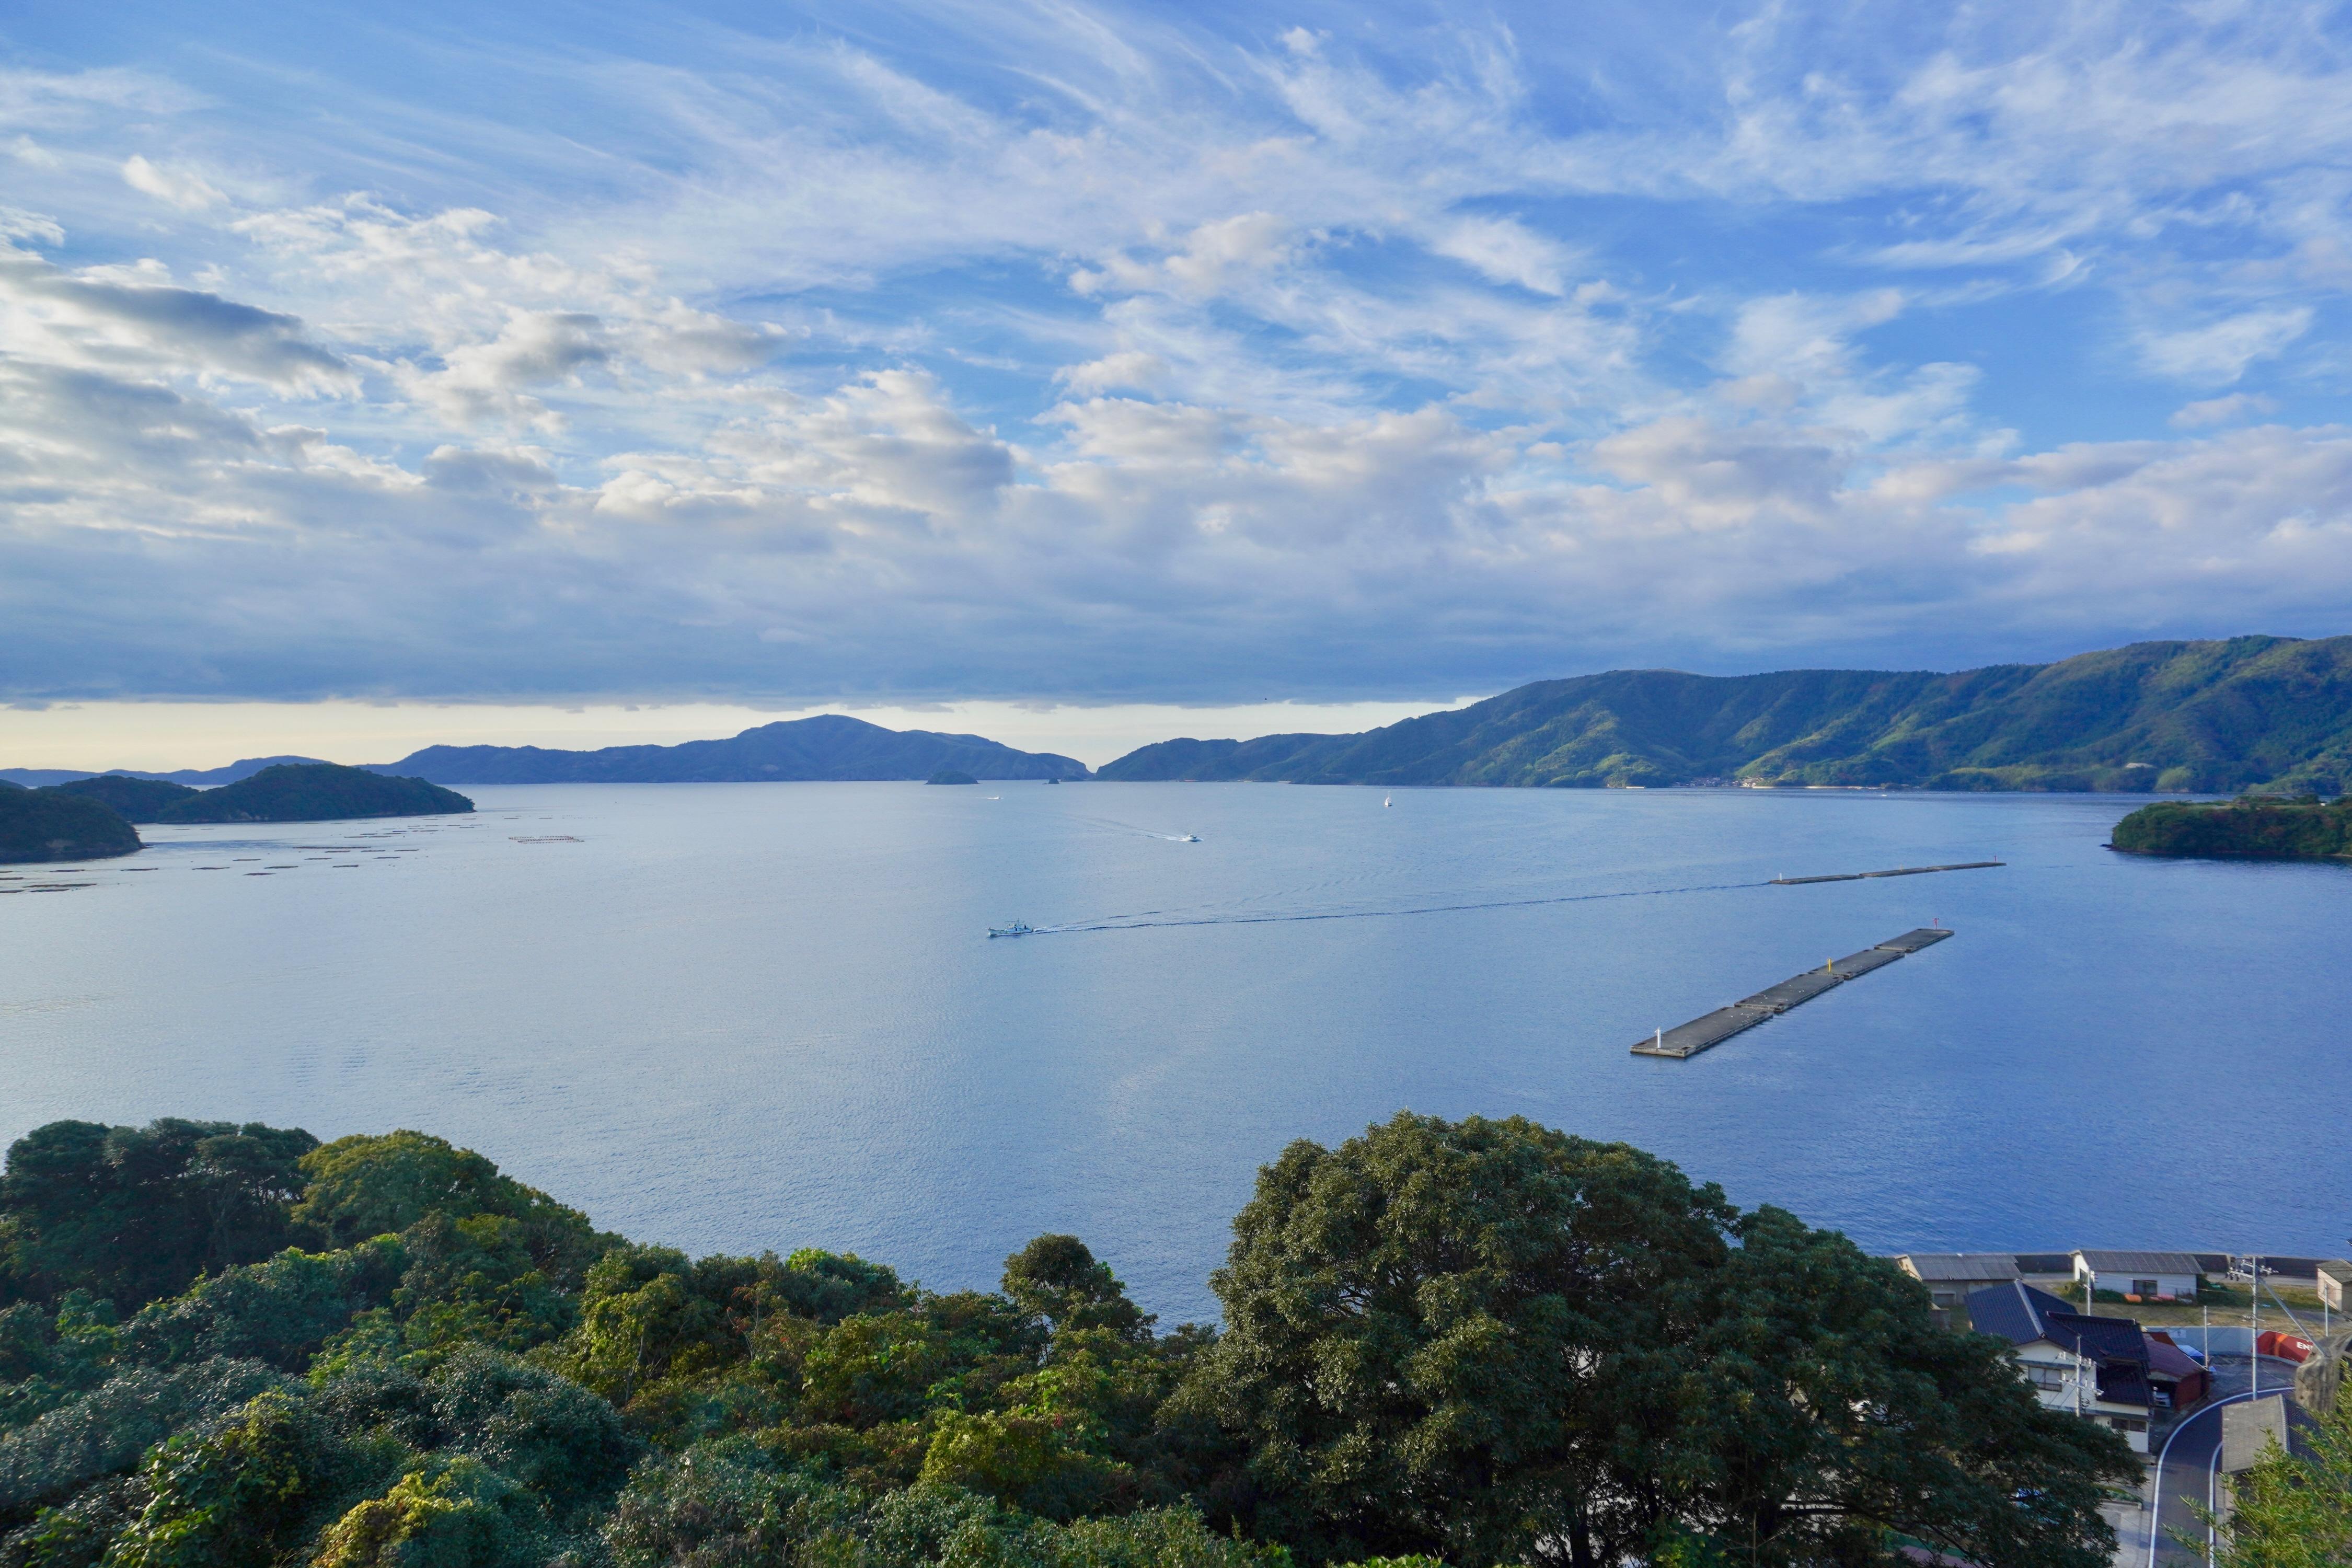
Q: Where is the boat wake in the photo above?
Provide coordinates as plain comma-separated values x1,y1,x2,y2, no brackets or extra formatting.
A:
1029,878,1777,935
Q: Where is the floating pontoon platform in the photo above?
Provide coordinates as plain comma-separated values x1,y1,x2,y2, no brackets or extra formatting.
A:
1631,927,1953,1059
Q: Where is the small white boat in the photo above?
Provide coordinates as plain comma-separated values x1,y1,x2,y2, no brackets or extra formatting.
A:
988,921,1035,939
1383,795,1392,808
1180,834,1200,843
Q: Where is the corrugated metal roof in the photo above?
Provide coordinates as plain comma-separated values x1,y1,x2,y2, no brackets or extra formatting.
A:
2074,1250,2204,1275
1900,1253,2022,1282
2320,1260,2352,1284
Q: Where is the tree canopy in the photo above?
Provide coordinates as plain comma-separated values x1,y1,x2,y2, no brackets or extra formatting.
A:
0,1113,2140,1568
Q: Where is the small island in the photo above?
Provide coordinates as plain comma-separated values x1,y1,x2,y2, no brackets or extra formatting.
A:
925,769,979,785
2111,796,2352,860
143,762,474,824
0,785,143,863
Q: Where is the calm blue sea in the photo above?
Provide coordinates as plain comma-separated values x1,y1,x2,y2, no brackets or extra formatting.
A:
4,783,2344,1322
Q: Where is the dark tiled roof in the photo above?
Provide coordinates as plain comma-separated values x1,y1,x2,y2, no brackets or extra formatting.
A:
1902,1253,2022,1282
1965,1284,2149,1367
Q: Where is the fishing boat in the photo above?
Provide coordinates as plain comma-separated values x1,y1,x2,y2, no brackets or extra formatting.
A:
1180,834,1200,843
988,921,1035,938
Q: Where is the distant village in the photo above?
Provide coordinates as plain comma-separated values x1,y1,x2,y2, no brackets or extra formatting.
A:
1895,1248,2344,1558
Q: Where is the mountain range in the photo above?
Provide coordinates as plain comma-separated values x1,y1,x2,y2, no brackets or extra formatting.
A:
366,714,1088,783
11,637,2351,795
1097,636,2352,793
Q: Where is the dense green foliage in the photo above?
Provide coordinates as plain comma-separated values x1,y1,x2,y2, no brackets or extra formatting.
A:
1101,635,2352,792
147,764,473,825
39,778,199,821
0,791,140,864
0,1115,2136,1567
2198,1387,2352,1566
2112,796,2352,859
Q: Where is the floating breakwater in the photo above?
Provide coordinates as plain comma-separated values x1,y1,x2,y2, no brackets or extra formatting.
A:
1633,927,1954,1059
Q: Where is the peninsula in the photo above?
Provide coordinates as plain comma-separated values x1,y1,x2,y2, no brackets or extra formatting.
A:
1100,635,2352,792
140,763,472,824
2111,796,2352,860
0,785,142,863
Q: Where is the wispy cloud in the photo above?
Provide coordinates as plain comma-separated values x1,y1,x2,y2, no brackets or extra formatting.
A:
1,1,2349,708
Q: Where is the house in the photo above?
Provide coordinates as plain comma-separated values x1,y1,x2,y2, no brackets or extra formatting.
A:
2073,1249,2204,1303
1967,1283,2155,1452
2143,1332,2210,1412
1897,1254,2022,1330
2319,1260,2352,1313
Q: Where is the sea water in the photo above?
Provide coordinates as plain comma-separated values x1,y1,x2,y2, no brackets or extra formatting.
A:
3,783,2342,1322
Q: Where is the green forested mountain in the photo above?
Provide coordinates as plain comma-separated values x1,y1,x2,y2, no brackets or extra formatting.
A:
0,790,141,864
1101,636,2352,792
146,764,472,824
0,1114,2132,1568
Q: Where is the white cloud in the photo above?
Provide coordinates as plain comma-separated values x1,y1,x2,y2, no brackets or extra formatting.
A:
1427,215,1571,295
2172,393,2278,429
120,154,221,211
2137,308,2313,383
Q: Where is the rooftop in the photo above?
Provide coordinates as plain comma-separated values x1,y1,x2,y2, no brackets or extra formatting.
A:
1900,1253,2023,1283
2074,1249,2204,1275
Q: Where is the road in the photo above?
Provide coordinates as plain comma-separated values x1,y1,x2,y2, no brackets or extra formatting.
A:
2143,1356,2307,1567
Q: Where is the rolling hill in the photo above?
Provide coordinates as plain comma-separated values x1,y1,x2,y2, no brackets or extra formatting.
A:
1099,636,2352,793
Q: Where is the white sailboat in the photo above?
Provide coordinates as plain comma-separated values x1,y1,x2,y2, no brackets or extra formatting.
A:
1383,794,1392,808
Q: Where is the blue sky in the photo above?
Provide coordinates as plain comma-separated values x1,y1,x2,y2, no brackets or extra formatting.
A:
4,0,2352,737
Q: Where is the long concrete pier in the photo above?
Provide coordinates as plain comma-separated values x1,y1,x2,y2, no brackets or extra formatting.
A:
1770,861,2001,885
1631,927,1953,1058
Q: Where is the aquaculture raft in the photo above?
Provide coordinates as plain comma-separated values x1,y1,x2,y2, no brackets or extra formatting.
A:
1631,927,1953,1059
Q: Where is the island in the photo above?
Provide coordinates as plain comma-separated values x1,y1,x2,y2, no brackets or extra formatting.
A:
2111,796,2352,860
144,762,474,824
0,786,142,862
925,768,979,785
44,775,201,817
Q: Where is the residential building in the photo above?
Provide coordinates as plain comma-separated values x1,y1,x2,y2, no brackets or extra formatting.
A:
2320,1260,2352,1313
1967,1283,2155,1453
1896,1253,2022,1330
2073,1249,2203,1302
2143,1332,2210,1412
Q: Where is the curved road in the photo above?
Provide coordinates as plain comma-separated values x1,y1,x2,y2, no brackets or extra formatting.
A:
2146,1358,2307,1567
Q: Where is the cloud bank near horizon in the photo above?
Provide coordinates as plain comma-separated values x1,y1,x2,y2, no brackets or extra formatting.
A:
3,0,2350,707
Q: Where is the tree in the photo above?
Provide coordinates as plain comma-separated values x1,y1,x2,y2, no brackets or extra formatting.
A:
0,1121,317,1311
1180,1112,2137,1567
2201,1389,2352,1566
292,1132,606,1287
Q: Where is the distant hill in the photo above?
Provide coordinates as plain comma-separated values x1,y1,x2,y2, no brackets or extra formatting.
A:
0,755,330,788
372,714,1089,783
1100,636,2352,793
149,764,474,824
0,789,141,863
44,775,200,818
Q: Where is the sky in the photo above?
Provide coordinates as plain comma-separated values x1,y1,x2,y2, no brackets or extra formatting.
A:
4,0,2352,766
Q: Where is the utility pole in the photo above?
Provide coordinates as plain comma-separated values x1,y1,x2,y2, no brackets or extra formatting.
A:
2251,1254,2261,1400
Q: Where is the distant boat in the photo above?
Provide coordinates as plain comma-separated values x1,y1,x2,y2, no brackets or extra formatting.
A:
988,921,1035,939
1180,834,1200,843
1383,795,1392,808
